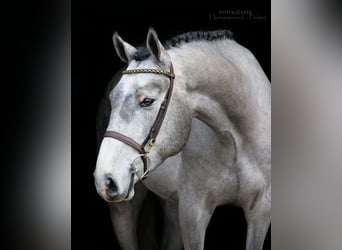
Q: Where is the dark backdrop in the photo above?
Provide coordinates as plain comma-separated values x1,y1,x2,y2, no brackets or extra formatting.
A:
72,1,270,249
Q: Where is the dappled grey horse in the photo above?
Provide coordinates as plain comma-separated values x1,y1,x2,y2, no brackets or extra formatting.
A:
94,28,271,250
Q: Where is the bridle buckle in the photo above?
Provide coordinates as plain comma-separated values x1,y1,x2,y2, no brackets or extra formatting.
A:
144,138,155,157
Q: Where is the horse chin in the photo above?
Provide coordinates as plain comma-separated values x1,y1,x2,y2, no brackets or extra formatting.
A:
103,196,124,203
105,186,135,203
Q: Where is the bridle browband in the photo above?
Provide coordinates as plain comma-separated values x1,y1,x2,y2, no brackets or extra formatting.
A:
103,64,175,180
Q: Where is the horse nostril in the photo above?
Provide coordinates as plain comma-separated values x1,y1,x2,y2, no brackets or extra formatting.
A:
105,175,118,198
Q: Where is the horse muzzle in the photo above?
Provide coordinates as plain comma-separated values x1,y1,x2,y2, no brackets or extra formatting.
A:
95,173,135,202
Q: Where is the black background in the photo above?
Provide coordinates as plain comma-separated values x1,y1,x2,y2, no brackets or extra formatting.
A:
72,0,270,249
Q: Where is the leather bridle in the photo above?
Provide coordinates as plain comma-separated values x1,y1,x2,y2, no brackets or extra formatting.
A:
103,64,175,180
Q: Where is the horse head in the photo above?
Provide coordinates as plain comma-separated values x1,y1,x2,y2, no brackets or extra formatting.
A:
94,28,191,202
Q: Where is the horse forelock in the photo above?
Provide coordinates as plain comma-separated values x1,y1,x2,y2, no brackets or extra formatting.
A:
132,46,151,61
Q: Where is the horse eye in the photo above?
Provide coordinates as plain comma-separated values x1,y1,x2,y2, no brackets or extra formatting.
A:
140,98,155,107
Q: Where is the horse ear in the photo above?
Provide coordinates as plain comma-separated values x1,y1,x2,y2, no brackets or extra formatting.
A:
146,27,171,66
113,32,137,63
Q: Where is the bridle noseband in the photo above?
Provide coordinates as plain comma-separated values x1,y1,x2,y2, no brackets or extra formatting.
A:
103,64,175,180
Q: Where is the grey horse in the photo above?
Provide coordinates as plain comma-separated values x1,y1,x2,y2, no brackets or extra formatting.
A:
94,28,271,250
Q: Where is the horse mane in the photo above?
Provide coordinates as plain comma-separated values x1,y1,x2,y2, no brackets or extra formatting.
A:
165,30,234,47
133,30,234,61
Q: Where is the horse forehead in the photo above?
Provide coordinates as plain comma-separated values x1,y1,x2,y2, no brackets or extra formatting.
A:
110,59,165,99
119,69,166,88
127,59,155,69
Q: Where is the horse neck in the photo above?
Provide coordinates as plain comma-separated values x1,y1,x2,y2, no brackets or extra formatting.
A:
169,40,271,148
